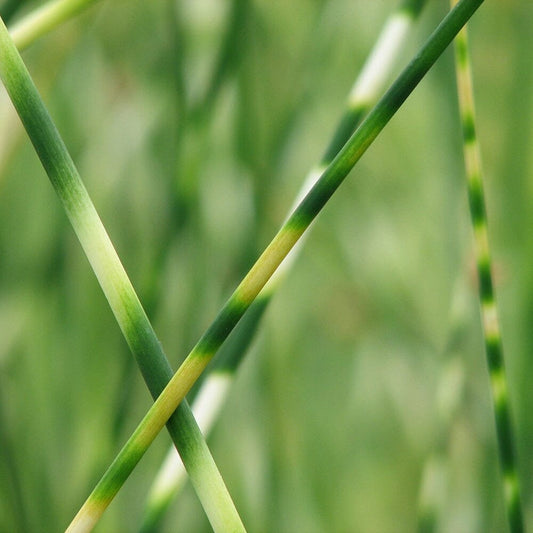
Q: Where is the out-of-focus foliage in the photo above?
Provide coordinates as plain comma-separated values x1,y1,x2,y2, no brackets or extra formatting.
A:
0,0,532,531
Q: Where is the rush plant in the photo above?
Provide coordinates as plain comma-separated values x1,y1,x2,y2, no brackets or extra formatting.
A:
0,0,528,532
450,2,523,527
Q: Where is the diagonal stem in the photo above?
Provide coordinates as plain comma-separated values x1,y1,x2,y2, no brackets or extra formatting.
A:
140,0,430,528
67,0,487,529
0,15,245,533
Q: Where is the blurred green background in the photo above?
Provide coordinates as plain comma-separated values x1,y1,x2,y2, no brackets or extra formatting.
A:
1,0,532,531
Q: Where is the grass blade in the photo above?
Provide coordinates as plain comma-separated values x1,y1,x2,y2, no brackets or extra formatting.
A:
0,15,245,533
451,3,524,530
68,0,487,528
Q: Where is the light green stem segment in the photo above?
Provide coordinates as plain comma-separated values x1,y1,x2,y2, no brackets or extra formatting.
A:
141,0,430,528
70,0,486,525
451,3,524,531
0,15,245,533
10,0,100,50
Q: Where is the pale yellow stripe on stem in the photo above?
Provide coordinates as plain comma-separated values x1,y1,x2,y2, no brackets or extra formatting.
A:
149,356,212,434
482,300,500,342
66,501,100,533
490,367,508,411
262,166,326,296
457,59,476,112
473,223,490,266
234,226,304,305
504,470,519,507
463,140,482,180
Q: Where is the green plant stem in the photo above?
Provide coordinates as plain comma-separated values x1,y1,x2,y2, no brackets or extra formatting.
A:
140,298,269,532
140,0,430,528
451,3,524,530
10,0,100,50
68,0,487,529
0,15,245,533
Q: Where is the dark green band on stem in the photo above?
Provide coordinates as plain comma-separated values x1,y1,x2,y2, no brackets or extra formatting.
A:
467,179,485,226
417,511,436,533
462,112,476,143
122,308,174,394
495,403,515,472
195,298,250,356
93,440,145,506
212,295,270,374
485,337,502,371
321,106,366,164
507,486,524,533
477,260,494,303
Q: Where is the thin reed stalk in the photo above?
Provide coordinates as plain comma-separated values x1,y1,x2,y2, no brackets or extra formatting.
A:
67,0,488,529
0,15,245,533
451,2,523,529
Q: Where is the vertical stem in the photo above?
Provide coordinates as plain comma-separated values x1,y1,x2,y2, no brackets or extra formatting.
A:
451,3,524,530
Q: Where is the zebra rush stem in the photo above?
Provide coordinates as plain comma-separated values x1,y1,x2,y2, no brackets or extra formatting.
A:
0,15,245,533
141,0,431,528
451,3,524,530
65,0,487,528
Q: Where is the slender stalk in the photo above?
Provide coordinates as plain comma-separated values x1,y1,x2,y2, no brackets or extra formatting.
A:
10,0,100,50
68,0,487,529
141,0,430,528
140,298,269,532
451,3,524,530
0,16,245,533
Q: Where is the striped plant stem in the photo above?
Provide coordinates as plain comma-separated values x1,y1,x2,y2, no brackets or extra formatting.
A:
141,0,429,528
10,0,100,50
67,0,488,529
0,16,245,533
451,3,524,530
